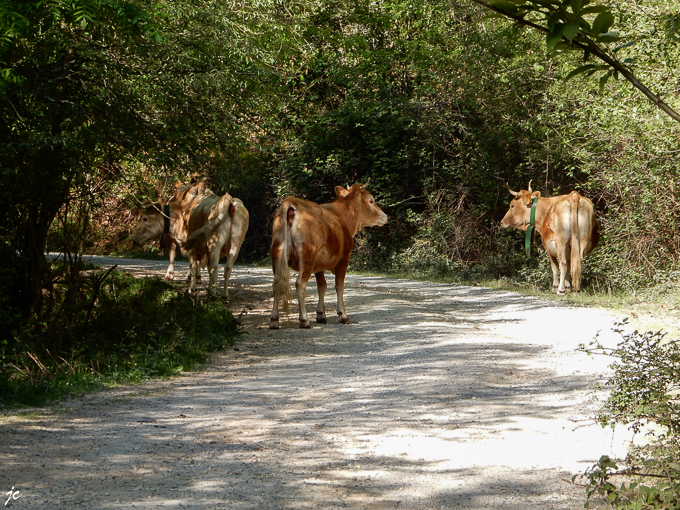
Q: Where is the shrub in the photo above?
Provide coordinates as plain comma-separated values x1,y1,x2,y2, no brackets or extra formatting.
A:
578,322,680,509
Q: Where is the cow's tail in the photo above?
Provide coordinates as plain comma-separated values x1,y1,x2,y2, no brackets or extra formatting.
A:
272,204,293,314
182,196,236,251
570,192,583,292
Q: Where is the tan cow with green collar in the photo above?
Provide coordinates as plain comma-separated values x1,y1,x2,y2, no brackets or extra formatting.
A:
500,181,600,294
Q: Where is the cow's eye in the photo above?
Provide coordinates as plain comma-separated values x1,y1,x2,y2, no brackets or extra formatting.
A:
369,199,374,204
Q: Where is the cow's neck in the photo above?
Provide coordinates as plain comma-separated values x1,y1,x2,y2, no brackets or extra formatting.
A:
532,197,556,227
166,202,185,239
338,200,361,236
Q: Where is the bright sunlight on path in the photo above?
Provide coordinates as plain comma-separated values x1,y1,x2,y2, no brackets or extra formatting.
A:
1,257,632,509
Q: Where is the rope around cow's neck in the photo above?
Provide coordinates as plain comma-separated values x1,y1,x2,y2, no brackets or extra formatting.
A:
525,197,538,257
163,204,170,234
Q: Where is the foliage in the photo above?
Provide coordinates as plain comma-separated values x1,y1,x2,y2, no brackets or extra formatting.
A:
578,322,680,509
0,268,240,408
474,0,680,122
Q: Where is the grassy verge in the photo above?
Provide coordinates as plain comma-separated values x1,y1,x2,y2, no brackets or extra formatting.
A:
0,271,241,409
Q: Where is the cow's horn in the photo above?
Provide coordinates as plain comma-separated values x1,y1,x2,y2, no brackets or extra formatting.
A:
360,177,370,189
506,183,519,196
527,179,533,193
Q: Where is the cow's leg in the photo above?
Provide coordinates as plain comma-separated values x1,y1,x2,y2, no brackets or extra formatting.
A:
315,272,327,324
555,246,570,295
207,246,221,295
547,253,560,293
188,254,200,293
164,240,176,281
221,240,236,299
270,242,282,329
296,269,313,329
334,264,350,324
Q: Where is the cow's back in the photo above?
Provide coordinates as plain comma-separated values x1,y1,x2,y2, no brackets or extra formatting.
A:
283,197,352,273
540,193,598,255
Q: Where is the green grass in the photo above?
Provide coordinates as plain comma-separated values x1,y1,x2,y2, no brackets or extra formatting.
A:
0,271,242,409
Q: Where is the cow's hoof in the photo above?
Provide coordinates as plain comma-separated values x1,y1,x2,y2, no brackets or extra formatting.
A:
163,274,174,281
338,317,350,324
299,320,311,329
269,319,279,330
316,313,327,324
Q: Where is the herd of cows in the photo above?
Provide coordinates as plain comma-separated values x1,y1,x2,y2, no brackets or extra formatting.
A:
132,179,599,328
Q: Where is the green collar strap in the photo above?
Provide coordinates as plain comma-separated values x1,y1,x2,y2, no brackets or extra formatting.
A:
525,197,538,257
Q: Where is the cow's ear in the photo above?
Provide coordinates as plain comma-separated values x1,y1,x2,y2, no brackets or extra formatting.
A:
335,186,349,198
532,191,541,198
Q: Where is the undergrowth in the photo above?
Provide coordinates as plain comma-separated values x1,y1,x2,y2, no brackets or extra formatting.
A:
578,323,680,509
0,271,241,409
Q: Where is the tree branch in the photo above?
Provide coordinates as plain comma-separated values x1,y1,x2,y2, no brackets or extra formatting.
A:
469,0,680,123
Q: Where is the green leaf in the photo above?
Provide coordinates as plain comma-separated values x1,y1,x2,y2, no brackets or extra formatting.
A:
563,22,579,41
580,5,609,14
592,11,614,35
564,64,599,81
547,12,561,32
577,16,592,34
599,70,612,88
570,0,583,14
613,40,636,52
597,32,621,43
546,24,565,52
489,0,519,14
530,0,561,7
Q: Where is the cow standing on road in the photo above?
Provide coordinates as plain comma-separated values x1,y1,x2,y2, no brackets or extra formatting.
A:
182,191,249,298
500,181,600,294
132,181,210,281
270,182,388,329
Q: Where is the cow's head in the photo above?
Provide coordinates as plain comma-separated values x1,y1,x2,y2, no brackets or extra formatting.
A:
132,201,166,248
336,180,388,230
131,181,209,248
500,180,541,231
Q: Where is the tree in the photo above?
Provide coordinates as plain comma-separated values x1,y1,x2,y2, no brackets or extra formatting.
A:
471,0,680,122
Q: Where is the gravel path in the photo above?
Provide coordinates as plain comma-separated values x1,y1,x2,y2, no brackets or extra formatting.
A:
1,256,633,509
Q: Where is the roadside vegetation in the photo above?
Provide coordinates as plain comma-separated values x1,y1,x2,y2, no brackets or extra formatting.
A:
2,0,679,507
0,259,240,409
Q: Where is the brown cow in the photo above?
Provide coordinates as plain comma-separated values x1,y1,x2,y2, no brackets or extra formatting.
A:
182,191,249,298
132,181,210,281
500,181,600,294
270,182,388,329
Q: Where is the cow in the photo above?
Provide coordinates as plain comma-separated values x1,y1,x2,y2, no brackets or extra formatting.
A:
181,191,249,298
132,181,210,281
270,182,388,329
500,181,600,294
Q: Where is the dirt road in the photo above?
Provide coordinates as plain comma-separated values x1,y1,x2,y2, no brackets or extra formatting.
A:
1,257,633,509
